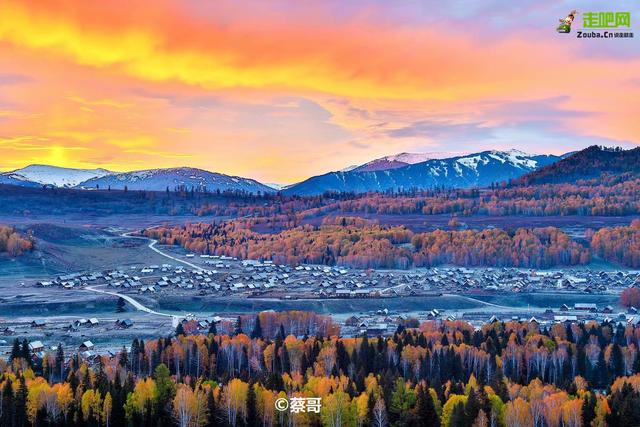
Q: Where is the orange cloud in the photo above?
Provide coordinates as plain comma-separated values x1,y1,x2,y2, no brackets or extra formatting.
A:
0,0,638,182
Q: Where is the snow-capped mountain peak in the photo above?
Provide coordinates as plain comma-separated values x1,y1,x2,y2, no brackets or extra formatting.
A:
384,152,452,164
77,166,274,193
3,164,113,187
351,151,458,172
284,149,561,195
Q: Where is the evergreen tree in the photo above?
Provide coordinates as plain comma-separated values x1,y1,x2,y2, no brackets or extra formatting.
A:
277,324,286,341
20,338,31,364
246,383,258,426
465,388,480,425
56,343,65,382
416,385,440,427
449,402,466,427
119,345,129,369
175,322,186,337
155,363,176,426
234,316,243,335
10,339,21,361
250,315,262,339
208,322,217,335
206,389,217,427
582,393,596,427
14,376,27,427
116,296,126,312
490,367,508,402
0,378,14,427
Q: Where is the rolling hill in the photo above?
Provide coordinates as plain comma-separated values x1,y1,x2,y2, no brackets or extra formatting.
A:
0,165,112,188
78,167,274,193
515,146,640,185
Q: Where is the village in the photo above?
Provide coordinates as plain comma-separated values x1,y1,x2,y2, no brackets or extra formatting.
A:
33,253,640,300
0,249,635,364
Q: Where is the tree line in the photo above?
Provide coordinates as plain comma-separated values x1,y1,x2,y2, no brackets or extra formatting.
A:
144,218,591,269
5,317,640,426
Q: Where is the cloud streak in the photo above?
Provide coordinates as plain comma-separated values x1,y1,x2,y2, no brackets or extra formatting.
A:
0,0,638,182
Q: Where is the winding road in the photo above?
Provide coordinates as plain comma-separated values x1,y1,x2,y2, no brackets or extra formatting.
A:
83,229,205,322
121,230,204,272
87,230,520,320
85,284,173,318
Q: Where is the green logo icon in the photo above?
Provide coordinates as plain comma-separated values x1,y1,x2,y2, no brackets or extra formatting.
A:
583,12,631,28
557,10,577,33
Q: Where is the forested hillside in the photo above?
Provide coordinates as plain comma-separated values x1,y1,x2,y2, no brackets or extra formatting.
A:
145,217,591,269
515,146,640,186
4,316,640,426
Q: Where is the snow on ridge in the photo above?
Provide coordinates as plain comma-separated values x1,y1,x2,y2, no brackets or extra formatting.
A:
381,151,455,165
6,164,113,187
456,155,489,172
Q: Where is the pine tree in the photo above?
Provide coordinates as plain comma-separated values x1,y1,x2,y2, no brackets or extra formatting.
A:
416,385,440,427
14,376,27,427
582,393,596,427
450,402,466,427
490,368,508,402
56,343,65,382
208,322,217,336
20,338,30,364
0,378,14,427
10,338,21,361
465,388,480,425
155,363,175,426
206,389,217,427
234,316,243,335
250,315,262,339
246,383,258,426
175,322,186,337
119,345,129,369
277,324,286,341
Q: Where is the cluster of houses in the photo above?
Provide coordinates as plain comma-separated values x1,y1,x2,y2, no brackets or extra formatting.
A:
34,257,640,301
24,339,96,362
11,317,139,365
340,298,640,337
417,268,640,294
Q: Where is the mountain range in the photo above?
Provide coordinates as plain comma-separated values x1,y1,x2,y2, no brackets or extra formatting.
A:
1,164,112,188
78,167,274,193
1,148,603,195
282,149,561,195
351,152,454,172
0,165,274,194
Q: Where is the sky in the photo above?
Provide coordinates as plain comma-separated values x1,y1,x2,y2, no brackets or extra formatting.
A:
0,0,639,184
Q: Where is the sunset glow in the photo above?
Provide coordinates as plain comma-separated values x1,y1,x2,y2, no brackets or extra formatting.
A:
1,0,639,183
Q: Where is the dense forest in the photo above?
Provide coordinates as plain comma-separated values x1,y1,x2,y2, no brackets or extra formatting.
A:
5,314,640,426
3,167,640,221
0,225,33,257
514,146,640,186
591,220,640,268
144,217,593,269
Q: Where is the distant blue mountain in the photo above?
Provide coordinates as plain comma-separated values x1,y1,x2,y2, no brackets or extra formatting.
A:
284,150,561,195
78,167,274,193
